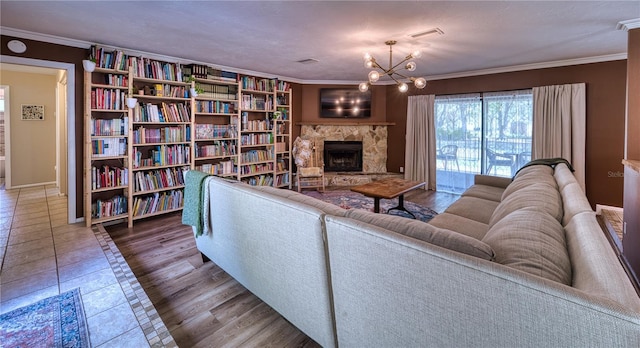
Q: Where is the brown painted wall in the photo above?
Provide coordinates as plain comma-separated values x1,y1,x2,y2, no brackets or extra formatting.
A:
298,84,387,123
385,60,628,207
627,29,640,160
1,35,86,217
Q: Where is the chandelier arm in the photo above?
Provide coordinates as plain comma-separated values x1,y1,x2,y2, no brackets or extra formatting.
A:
389,56,413,73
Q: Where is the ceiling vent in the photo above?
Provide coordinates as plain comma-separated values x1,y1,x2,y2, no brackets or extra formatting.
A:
296,58,320,64
409,28,444,39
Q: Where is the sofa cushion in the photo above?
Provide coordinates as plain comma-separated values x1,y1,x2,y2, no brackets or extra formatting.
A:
444,196,499,225
482,208,572,285
462,184,504,202
428,212,490,240
502,172,558,201
346,209,495,260
253,186,349,217
489,183,563,227
514,164,554,180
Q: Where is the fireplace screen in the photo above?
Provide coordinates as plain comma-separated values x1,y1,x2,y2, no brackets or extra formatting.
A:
323,141,363,172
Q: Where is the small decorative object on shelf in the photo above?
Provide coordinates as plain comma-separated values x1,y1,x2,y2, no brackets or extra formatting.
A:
83,58,96,72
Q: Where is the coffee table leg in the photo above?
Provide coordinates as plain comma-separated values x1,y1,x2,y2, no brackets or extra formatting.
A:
374,198,380,213
387,195,417,219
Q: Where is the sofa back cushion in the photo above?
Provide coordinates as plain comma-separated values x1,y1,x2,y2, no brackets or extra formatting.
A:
502,169,558,201
490,183,563,227
482,208,572,285
346,209,495,260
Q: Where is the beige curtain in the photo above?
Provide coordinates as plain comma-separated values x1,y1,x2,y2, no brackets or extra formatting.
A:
532,83,586,190
405,95,436,190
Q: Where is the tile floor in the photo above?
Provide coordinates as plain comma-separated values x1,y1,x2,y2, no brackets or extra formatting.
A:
0,185,176,347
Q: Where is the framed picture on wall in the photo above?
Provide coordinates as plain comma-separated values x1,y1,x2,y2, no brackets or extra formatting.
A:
21,104,44,121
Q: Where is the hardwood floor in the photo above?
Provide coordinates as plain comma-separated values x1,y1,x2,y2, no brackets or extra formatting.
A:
105,188,458,347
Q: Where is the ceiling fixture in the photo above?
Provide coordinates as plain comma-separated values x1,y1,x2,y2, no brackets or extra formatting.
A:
359,40,427,93
409,27,444,39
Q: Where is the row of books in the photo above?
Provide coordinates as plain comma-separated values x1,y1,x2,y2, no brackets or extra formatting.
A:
274,173,290,186
241,174,274,186
196,161,235,175
241,95,273,110
277,81,291,92
131,57,183,82
241,76,275,92
195,124,237,139
92,138,127,157
196,142,237,158
197,84,238,100
133,167,187,193
242,119,271,131
148,84,187,98
184,65,237,82
91,165,128,190
276,158,289,172
133,144,191,168
132,190,183,217
240,162,274,175
91,195,127,219
133,102,190,123
133,126,186,144
241,149,273,163
91,46,129,71
195,100,236,114
91,117,128,137
91,88,126,110
99,73,128,87
241,133,273,146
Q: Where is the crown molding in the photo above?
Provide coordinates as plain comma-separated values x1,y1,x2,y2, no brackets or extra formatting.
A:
617,18,640,31
423,53,627,81
1,26,628,86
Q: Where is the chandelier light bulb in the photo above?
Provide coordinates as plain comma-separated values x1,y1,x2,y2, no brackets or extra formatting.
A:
414,77,427,89
368,70,380,83
405,61,416,71
412,50,422,58
398,82,409,92
359,82,369,92
364,59,374,68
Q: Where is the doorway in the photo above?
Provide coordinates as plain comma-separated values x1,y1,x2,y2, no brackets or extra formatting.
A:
0,56,77,224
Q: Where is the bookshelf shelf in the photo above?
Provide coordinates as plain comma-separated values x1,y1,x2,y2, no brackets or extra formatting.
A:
132,185,186,196
92,185,129,193
132,207,183,220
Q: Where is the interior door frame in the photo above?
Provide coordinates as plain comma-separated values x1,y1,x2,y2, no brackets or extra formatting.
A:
1,85,11,188
1,55,77,224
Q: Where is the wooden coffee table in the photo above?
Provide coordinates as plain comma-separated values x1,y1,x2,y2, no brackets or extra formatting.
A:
350,178,425,218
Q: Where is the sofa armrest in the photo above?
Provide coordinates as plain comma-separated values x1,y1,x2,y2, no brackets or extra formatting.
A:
474,174,511,188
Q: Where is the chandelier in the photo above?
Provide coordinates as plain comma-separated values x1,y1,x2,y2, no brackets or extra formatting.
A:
359,40,427,93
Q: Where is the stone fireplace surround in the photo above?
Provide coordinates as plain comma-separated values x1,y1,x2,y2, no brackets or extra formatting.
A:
299,123,402,186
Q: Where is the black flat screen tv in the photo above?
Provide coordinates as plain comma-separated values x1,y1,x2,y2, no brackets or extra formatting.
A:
319,88,371,118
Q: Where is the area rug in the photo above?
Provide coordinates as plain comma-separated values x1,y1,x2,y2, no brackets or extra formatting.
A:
302,190,438,222
0,288,90,348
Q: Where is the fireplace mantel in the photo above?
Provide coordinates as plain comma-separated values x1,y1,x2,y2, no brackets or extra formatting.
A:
296,121,395,126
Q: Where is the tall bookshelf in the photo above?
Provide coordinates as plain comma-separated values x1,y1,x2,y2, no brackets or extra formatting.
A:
238,76,277,186
84,47,293,226
191,76,239,178
274,81,292,188
129,64,191,227
84,68,130,227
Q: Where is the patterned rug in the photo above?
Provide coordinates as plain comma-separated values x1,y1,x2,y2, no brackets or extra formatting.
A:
302,190,438,222
0,288,90,348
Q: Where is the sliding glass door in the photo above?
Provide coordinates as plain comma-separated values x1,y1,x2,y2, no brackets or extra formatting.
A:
434,90,532,193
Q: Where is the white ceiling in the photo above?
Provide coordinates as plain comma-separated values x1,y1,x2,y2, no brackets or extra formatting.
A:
1,1,639,84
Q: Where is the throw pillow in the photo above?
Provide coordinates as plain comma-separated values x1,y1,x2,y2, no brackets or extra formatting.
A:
490,183,563,227
482,208,572,285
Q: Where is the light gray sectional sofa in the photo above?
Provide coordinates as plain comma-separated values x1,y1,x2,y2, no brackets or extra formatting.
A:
191,163,640,347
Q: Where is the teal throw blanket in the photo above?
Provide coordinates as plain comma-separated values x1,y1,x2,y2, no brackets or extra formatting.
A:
182,170,211,237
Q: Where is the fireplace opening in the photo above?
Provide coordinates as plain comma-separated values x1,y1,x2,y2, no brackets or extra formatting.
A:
324,141,363,172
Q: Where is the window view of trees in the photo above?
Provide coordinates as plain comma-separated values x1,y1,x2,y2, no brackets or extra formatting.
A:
435,90,532,193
